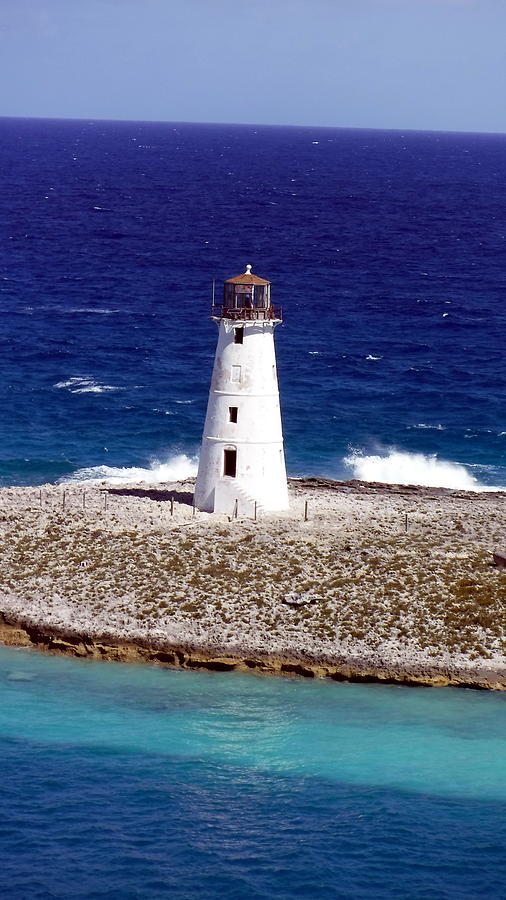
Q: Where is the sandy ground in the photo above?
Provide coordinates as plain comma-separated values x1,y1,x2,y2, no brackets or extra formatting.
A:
0,477,505,688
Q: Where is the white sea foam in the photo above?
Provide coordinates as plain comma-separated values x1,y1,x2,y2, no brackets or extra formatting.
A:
24,305,118,316
54,377,119,394
343,448,502,491
72,386,118,394
61,453,199,485
67,308,120,315
54,378,85,389
411,423,446,431
365,355,383,361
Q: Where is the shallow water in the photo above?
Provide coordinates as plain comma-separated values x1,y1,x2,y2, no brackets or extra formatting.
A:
1,646,505,898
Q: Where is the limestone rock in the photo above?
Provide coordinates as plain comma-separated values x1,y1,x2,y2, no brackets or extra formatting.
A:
48,638,89,657
493,548,506,568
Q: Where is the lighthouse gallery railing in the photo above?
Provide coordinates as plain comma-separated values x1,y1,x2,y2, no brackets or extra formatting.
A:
211,304,283,321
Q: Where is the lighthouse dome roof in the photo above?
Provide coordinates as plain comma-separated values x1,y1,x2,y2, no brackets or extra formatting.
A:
225,265,270,286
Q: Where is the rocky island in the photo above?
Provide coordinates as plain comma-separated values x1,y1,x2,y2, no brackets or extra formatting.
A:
0,477,505,690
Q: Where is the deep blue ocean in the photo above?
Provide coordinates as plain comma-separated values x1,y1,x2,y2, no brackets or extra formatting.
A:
2,118,506,898
1,117,505,489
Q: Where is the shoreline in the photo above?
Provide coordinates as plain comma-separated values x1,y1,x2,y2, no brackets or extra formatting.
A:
0,614,503,690
1,477,505,691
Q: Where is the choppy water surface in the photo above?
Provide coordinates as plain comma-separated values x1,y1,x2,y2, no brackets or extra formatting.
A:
1,119,505,489
0,646,505,899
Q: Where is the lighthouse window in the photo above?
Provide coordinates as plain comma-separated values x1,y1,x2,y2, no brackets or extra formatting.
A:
229,407,238,423
234,327,244,344
224,448,237,478
231,365,241,383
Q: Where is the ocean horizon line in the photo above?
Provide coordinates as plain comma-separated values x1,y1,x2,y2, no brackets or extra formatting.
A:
1,113,506,139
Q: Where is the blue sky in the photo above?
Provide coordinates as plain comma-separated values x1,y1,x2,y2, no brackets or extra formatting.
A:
0,0,504,132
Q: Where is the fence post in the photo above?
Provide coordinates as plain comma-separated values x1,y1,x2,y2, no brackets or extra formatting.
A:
171,496,174,516
404,513,408,533
62,490,66,511
304,500,309,521
254,501,257,521
233,499,238,519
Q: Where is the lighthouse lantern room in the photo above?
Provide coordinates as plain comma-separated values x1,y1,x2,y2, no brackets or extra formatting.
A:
194,265,289,516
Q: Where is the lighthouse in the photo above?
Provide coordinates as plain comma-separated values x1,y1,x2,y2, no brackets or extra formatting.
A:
194,265,289,516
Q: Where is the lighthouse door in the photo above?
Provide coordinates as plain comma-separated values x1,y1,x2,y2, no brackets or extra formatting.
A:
223,448,237,478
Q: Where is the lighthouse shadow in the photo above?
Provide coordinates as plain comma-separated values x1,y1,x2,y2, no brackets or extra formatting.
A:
106,487,194,506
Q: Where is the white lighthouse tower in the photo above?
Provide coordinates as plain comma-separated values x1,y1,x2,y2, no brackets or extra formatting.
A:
194,265,289,516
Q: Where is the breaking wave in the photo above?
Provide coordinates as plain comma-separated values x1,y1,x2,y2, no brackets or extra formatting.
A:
54,377,119,394
61,453,198,484
343,448,503,491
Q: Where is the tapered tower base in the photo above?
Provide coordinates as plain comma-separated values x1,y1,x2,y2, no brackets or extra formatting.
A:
194,267,288,516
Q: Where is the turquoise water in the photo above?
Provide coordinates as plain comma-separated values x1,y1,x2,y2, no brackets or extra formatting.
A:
1,645,505,898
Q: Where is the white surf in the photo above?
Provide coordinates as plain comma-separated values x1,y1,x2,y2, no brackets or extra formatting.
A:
62,453,198,485
344,448,503,492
